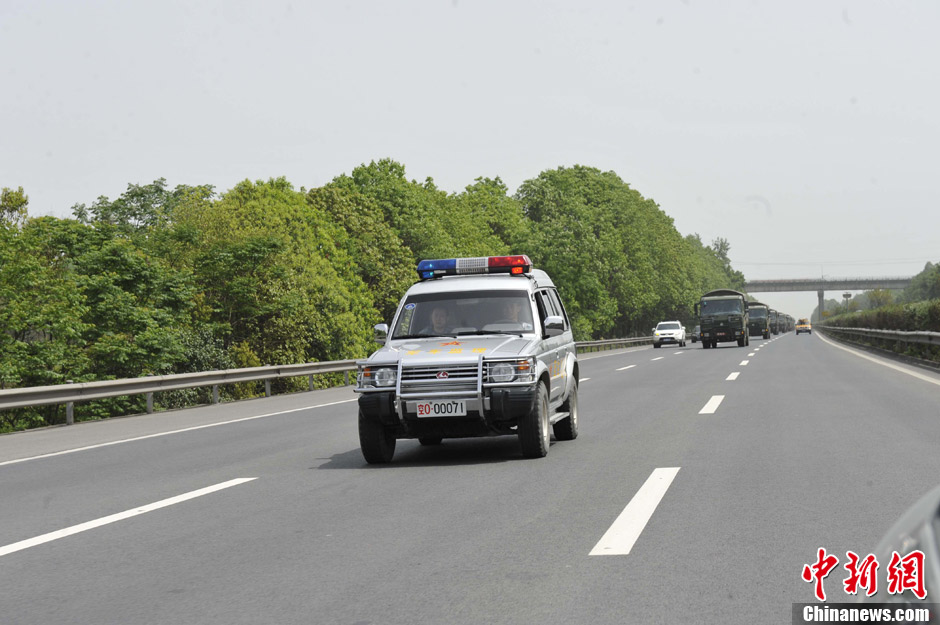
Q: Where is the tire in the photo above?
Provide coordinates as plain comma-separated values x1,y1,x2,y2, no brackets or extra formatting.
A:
737,336,745,347
653,342,661,348
519,383,550,458
418,436,443,446
703,340,709,349
553,382,579,441
745,334,750,346
358,409,396,464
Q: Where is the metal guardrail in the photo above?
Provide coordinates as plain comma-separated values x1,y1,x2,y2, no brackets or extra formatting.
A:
576,337,654,352
0,337,655,422
818,326,940,347
0,360,358,422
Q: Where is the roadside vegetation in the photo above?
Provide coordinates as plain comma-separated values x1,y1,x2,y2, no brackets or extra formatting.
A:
818,262,940,364
1,161,743,431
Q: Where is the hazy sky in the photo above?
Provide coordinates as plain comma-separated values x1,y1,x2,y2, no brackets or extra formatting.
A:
3,0,938,318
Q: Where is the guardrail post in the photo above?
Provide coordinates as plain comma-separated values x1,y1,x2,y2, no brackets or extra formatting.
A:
308,374,315,391
265,379,271,397
344,371,350,386
212,385,219,404
145,374,154,414
66,380,74,425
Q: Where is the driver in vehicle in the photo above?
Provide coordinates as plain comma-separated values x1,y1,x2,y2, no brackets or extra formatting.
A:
498,298,524,323
419,305,452,336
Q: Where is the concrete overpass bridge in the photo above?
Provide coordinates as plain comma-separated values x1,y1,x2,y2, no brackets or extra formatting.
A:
744,277,913,317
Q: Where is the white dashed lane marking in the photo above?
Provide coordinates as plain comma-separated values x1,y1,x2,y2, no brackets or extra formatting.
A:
616,365,636,371
589,467,681,556
740,360,749,366
0,400,357,467
651,357,664,361
748,352,755,357
699,395,725,414
726,372,740,381
0,478,257,558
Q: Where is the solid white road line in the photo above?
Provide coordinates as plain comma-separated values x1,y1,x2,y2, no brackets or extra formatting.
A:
726,372,740,381
616,365,636,371
699,395,725,414
0,400,358,468
0,478,257,558
651,357,664,361
815,331,940,388
740,360,749,366
589,467,680,556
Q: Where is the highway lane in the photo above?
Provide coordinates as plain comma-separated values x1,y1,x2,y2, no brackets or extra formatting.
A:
1,334,938,624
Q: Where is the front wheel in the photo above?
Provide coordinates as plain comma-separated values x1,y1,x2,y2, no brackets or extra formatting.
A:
418,436,443,446
553,382,579,441
359,410,396,464
519,383,550,458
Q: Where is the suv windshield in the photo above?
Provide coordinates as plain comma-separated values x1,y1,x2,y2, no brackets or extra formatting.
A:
657,322,680,330
700,299,743,315
392,290,535,338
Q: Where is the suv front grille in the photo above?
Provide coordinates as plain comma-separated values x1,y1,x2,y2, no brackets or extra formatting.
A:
400,363,480,394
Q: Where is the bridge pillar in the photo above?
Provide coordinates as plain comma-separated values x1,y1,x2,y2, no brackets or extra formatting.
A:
818,289,824,321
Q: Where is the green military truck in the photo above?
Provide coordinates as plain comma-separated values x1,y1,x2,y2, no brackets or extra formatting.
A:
747,301,771,339
695,289,750,349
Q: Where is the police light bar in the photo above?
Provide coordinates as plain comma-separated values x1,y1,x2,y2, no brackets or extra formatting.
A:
416,255,533,280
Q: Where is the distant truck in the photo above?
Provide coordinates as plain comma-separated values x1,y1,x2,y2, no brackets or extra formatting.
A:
747,301,771,339
769,309,780,335
695,289,750,348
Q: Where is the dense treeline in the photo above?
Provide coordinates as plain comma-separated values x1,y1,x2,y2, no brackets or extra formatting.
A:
0,161,743,431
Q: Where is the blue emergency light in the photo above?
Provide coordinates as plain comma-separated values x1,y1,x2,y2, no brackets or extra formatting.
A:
416,255,533,280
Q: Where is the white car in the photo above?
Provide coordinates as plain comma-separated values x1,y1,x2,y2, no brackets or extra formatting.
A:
653,321,686,348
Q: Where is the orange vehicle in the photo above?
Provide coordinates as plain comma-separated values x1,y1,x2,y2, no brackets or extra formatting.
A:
796,319,812,335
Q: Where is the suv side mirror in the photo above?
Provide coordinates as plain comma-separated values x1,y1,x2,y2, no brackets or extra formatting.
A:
373,323,389,344
544,315,565,337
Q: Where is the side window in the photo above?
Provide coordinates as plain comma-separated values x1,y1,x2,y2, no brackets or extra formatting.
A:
534,291,552,329
546,289,570,330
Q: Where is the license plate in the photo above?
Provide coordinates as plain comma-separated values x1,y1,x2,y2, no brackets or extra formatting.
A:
414,400,467,417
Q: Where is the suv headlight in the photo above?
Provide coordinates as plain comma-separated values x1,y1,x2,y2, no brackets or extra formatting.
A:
486,358,535,384
359,366,397,388
489,363,514,383
374,368,396,387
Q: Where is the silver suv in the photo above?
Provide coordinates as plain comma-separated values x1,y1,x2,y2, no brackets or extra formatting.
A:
653,321,686,348
355,255,579,464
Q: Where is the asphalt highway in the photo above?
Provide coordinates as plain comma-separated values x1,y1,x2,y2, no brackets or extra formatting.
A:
2,332,939,624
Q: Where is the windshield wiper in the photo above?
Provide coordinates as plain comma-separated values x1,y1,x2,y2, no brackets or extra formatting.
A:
454,330,525,337
393,333,456,340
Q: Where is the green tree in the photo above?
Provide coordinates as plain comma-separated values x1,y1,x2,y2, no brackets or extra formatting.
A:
1,186,29,227
900,262,940,303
